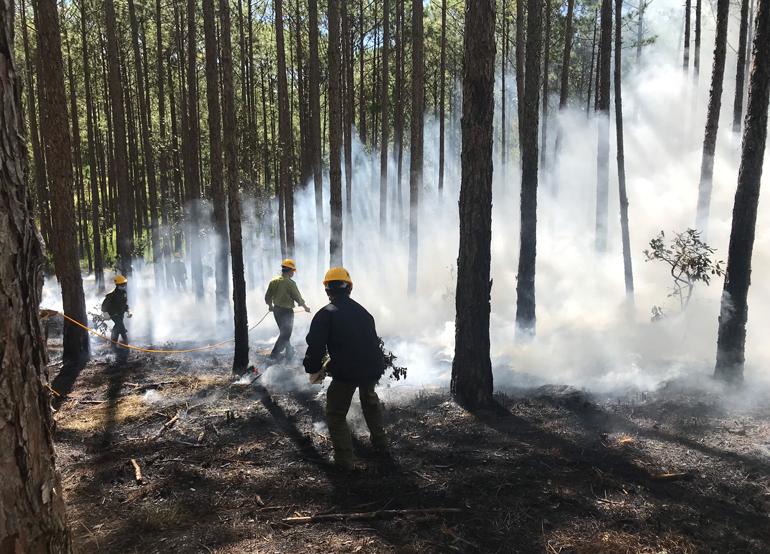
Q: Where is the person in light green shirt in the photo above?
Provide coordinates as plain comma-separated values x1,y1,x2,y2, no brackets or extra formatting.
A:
265,259,310,359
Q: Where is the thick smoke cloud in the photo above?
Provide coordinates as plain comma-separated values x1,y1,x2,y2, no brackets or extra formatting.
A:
43,0,770,395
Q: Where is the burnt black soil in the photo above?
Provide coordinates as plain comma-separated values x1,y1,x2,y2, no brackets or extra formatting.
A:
50,344,770,553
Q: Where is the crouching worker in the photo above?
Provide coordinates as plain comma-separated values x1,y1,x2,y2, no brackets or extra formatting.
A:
304,267,388,471
102,275,132,353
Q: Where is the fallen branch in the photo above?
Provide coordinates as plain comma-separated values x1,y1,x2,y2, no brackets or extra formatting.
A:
130,458,143,483
649,472,692,482
282,508,463,524
126,381,175,391
151,413,179,440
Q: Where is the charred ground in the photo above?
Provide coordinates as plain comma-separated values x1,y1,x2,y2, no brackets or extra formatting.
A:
47,333,770,553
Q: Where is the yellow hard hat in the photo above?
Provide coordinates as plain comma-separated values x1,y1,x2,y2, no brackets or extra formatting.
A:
281,258,297,271
114,275,128,285
323,267,352,286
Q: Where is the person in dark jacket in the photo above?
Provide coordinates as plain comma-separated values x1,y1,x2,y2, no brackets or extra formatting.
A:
101,275,132,352
304,267,387,470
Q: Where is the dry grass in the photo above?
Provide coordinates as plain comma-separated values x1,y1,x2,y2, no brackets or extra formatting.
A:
56,394,156,432
548,529,697,554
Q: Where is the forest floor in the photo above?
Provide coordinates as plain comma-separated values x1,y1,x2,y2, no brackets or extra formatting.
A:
46,326,770,553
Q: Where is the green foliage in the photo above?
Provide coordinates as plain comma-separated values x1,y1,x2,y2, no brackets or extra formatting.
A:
644,229,725,311
379,337,408,381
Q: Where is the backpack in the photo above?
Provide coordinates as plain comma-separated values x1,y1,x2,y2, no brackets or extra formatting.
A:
101,291,118,315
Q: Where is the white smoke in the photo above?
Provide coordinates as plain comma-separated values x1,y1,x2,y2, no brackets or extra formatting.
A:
43,0,770,395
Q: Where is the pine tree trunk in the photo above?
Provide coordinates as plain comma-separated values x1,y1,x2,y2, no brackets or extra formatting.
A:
637,1,645,64
553,0,574,180
80,0,104,291
515,0,544,335
408,0,424,295
220,0,250,373
1,3,72,545
695,0,730,232
156,0,171,285
343,0,354,217
541,0,551,168
203,0,230,315
515,0,525,150
309,0,325,271
359,0,367,143
394,0,405,216
501,1,507,168
451,0,496,410
733,0,750,134
275,0,295,257
684,0,691,71
36,0,90,365
615,0,634,302
260,66,272,197
127,0,161,287
20,0,52,247
694,0,701,77
595,0,612,252
329,0,344,265
63,30,89,274
185,0,205,298
438,0,447,195
105,0,134,274
379,0,390,229
295,0,310,189
715,0,769,382
586,11,598,115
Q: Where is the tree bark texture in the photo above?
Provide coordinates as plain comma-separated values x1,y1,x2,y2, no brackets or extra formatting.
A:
186,0,205,299
202,0,230,315
438,0,447,194
515,0,544,335
0,0,73,548
105,0,134,273
694,0,701,76
35,0,89,365
220,0,250,372
595,0,612,252
695,0,730,232
20,0,51,247
733,0,751,134
379,0,390,230
329,0,344,265
127,0,160,287
615,0,634,301
275,0,295,257
408,0,424,295
80,0,104,291
308,0,325,272
684,0,691,71
515,0,525,151
715,0,769,382
451,0,496,409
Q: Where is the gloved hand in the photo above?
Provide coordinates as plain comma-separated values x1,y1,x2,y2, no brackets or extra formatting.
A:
308,370,326,385
101,311,111,321
268,305,274,312
127,311,133,319
303,305,311,313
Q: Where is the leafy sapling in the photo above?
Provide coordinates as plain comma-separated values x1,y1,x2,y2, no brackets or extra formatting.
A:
644,229,724,311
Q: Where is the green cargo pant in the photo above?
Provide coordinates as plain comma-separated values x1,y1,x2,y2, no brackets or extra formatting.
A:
326,379,386,468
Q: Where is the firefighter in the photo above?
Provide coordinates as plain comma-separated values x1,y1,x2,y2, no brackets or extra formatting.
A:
264,259,310,360
170,253,187,291
304,267,388,471
102,275,132,353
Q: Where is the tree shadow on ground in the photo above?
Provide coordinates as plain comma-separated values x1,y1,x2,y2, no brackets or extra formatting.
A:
472,396,770,549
